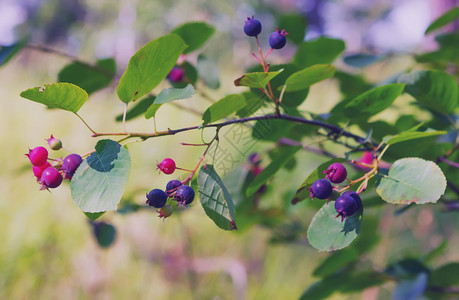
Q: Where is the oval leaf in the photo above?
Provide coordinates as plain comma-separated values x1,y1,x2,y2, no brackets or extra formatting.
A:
92,222,116,248
117,34,187,103
154,84,195,104
307,202,362,252
376,158,446,204
20,82,88,113
293,37,345,68
398,70,458,114
198,165,237,231
343,53,382,68
283,64,335,92
171,22,215,54
246,146,301,197
202,94,246,125
344,83,405,118
71,139,131,212
383,130,447,145
197,54,220,89
234,70,283,88
425,7,459,34
58,58,116,94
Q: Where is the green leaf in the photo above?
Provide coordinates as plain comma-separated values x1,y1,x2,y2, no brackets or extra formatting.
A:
197,54,220,89
307,202,363,252
0,38,27,67
425,7,459,34
429,263,459,286
155,84,195,104
234,70,283,88
344,83,405,118
376,158,446,204
115,95,155,122
202,94,246,125
283,64,335,92
398,70,458,114
292,158,345,204
144,104,162,119
20,82,88,113
197,165,237,231
58,58,116,94
92,222,116,248
145,84,195,119
70,140,131,212
343,53,382,68
246,146,301,197
277,14,307,45
236,92,265,118
171,22,215,54
383,130,447,145
117,34,187,103
313,248,359,277
84,212,105,221
248,64,309,107
293,37,345,68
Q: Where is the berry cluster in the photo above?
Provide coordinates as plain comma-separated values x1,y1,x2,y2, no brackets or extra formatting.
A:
244,17,288,50
309,163,362,221
147,158,196,219
26,135,83,190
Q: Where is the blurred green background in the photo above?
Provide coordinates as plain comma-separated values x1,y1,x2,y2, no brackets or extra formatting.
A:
1,0,459,299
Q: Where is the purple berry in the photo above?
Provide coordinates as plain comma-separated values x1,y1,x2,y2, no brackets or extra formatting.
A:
175,185,195,205
166,180,182,197
26,146,48,166
244,16,262,37
167,67,184,82
324,163,348,184
157,158,176,175
146,189,168,208
342,191,362,211
310,179,333,200
248,152,261,165
40,167,63,189
47,135,62,150
33,162,51,180
157,204,173,219
334,194,358,222
269,28,288,49
62,154,83,178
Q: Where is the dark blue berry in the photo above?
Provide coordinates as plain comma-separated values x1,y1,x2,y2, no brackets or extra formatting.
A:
62,154,83,177
146,189,167,208
166,180,182,197
310,179,333,200
269,28,287,49
342,191,362,211
175,185,195,205
335,194,358,222
244,17,262,37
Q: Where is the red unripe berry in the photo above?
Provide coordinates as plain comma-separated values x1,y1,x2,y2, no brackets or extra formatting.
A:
26,146,48,166
40,167,63,189
324,163,347,183
47,135,62,150
33,162,51,179
157,158,176,175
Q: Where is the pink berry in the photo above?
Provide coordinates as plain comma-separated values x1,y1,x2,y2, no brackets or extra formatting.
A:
40,167,63,189
167,67,184,82
157,158,176,175
26,146,48,166
33,162,51,180
360,151,374,165
324,163,347,184
46,135,62,150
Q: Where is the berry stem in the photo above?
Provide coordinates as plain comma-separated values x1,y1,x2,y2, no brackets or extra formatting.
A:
122,103,128,133
74,113,98,135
